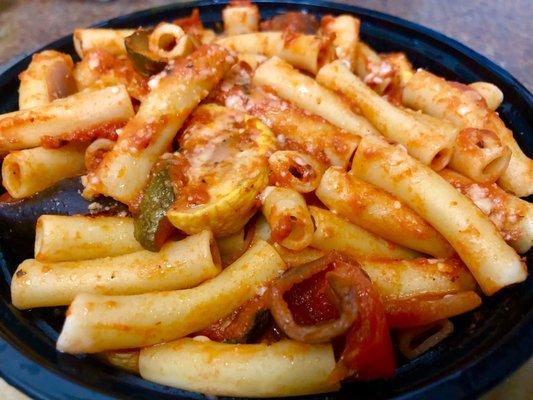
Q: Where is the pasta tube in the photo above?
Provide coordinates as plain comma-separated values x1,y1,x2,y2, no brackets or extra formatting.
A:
359,258,477,301
353,42,393,93
351,135,527,295
406,109,511,183
320,15,360,69
148,23,197,60
84,138,115,171
73,28,134,58
317,61,455,170
34,215,142,262
440,169,533,254
468,82,503,110
56,240,286,353
449,128,511,183
84,45,235,205
253,57,378,137
381,52,414,89
261,186,314,251
73,49,149,101
402,69,533,196
12,230,221,309
316,167,454,257
18,50,76,110
217,32,323,73
222,2,260,35
309,206,419,260
2,144,86,198
0,85,133,152
139,339,339,397
269,150,325,193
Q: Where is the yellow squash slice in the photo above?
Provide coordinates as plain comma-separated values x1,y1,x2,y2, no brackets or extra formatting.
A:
167,104,276,237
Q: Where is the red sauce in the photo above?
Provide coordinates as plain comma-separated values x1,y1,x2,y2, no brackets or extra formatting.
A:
172,8,204,32
41,121,124,149
270,214,293,242
260,11,319,34
283,267,339,325
196,294,268,342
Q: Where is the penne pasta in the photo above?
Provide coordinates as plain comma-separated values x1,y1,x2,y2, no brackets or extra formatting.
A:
320,14,360,70
2,144,86,198
73,28,135,58
353,42,393,93
316,167,454,257
83,45,235,205
402,69,533,196
148,23,197,60
222,2,260,35
468,81,503,111
34,215,142,262
56,240,286,353
317,61,455,170
381,52,414,90
12,230,221,309
309,206,420,260
406,110,511,183
359,258,477,301
18,50,77,110
440,169,533,254
217,32,323,73
74,49,149,101
261,186,314,251
139,339,339,397
351,135,527,295
84,138,115,171
253,57,378,137
449,128,511,183
0,85,133,152
386,291,482,328
269,150,325,193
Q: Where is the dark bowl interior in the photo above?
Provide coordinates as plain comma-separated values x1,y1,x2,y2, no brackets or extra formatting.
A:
0,1,531,399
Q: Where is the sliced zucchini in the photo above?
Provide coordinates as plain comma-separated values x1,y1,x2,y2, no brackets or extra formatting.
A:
167,104,277,237
124,29,165,76
133,158,177,251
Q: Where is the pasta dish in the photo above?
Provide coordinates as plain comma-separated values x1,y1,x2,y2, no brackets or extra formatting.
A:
1,1,531,396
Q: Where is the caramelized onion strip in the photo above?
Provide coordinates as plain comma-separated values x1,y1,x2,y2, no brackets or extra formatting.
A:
269,252,358,343
398,319,454,359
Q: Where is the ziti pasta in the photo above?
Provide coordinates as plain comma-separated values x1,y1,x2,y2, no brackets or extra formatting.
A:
1,3,530,397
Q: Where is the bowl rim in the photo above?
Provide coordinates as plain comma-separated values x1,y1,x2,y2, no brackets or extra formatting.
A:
0,1,531,399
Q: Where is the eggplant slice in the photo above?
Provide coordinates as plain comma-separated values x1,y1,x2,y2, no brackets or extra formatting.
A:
0,177,126,264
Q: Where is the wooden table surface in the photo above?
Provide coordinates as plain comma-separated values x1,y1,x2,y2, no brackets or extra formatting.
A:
0,0,531,399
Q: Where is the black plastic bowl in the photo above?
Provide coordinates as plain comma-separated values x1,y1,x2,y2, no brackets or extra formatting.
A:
0,1,531,399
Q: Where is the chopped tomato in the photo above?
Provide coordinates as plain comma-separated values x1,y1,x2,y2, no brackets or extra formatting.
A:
333,264,396,381
281,253,396,381
284,267,339,325
196,295,270,343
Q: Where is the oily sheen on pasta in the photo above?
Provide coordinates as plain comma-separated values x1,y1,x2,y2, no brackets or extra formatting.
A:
1,2,530,397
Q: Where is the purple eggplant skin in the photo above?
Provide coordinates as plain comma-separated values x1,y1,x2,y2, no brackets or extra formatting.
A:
0,177,126,265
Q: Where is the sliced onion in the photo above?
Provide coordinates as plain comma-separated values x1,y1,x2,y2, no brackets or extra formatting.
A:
398,319,454,359
269,252,358,343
